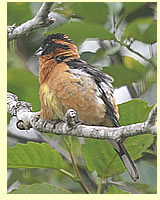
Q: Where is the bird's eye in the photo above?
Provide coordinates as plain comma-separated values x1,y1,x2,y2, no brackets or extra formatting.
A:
45,43,50,48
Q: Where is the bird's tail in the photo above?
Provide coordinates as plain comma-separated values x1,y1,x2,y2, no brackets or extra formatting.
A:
108,140,139,181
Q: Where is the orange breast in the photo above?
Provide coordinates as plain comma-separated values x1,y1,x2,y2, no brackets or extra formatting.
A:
40,62,115,126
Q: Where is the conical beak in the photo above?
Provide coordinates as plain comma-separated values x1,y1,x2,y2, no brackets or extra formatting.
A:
34,47,43,56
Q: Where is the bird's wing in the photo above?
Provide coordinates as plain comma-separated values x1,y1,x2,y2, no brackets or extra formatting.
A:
66,58,120,127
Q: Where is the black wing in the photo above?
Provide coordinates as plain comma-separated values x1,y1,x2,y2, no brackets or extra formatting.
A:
66,58,120,127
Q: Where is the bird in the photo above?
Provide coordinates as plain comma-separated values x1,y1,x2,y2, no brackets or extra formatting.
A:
34,33,139,181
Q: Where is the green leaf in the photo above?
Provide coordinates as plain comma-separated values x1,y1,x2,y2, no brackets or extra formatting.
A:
7,67,40,112
102,56,146,88
105,45,120,56
122,17,157,44
144,23,157,44
125,135,154,161
122,56,146,72
70,2,109,25
8,142,63,169
9,183,71,194
118,99,153,125
81,45,120,65
81,139,124,177
118,99,155,161
123,2,147,15
7,2,33,25
104,185,129,194
47,21,115,45
81,100,155,178
81,48,111,65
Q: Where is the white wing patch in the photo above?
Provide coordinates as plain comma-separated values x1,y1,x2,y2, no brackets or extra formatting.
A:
69,67,115,112
70,68,91,78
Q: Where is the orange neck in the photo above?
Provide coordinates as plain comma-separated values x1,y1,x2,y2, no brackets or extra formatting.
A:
39,43,80,84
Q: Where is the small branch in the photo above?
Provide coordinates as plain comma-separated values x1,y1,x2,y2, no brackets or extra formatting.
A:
7,92,157,143
69,149,91,193
7,2,55,42
58,169,80,183
63,136,91,193
114,38,156,68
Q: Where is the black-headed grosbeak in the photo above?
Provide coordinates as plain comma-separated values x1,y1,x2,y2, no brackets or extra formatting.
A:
34,33,139,181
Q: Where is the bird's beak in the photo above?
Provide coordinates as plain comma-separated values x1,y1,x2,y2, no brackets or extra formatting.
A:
34,47,43,56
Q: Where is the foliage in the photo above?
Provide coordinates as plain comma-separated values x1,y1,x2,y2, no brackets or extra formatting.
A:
104,185,129,194
8,142,63,168
7,2,157,194
9,183,71,194
122,17,157,44
47,21,115,45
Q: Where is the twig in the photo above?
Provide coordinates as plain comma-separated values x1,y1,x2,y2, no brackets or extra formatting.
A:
63,136,91,194
57,168,80,183
7,3,55,42
7,92,157,143
115,38,156,68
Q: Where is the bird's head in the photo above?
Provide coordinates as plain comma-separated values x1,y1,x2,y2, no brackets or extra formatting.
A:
34,33,80,62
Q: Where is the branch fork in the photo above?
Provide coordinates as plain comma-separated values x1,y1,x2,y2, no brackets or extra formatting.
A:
7,3,55,41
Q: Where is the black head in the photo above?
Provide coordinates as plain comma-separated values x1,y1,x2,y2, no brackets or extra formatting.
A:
34,33,73,56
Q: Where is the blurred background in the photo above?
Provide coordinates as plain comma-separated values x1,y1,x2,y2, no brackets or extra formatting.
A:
7,2,157,194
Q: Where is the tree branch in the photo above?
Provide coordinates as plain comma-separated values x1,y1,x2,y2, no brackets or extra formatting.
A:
7,92,157,142
114,38,156,68
7,2,55,42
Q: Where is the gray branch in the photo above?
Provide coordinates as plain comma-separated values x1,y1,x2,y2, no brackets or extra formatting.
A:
7,2,55,42
7,92,157,142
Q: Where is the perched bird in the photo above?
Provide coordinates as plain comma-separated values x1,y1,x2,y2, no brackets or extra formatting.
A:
34,33,139,181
